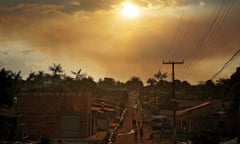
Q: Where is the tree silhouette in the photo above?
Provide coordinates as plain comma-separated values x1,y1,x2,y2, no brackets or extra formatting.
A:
146,78,157,86
49,63,63,76
26,71,36,82
154,70,167,82
126,76,143,91
0,68,21,108
71,69,86,80
98,77,116,89
229,67,240,114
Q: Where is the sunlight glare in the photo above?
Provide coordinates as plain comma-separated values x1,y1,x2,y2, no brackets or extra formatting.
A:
121,2,140,18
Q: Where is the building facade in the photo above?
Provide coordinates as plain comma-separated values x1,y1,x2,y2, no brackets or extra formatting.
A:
17,92,96,138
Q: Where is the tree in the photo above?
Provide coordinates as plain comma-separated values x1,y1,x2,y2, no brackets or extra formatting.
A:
98,77,116,89
79,77,98,91
49,63,63,76
71,69,86,80
0,68,21,108
204,80,215,98
230,67,240,85
230,82,240,114
126,76,143,91
146,78,157,86
229,67,240,114
49,63,63,82
154,70,167,87
26,71,36,82
215,78,230,99
154,70,167,82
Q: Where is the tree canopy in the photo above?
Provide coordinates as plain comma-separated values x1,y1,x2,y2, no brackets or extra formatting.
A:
0,68,21,108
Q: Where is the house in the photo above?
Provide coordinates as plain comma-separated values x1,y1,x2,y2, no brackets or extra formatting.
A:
91,101,116,131
16,92,97,139
159,100,234,133
175,101,212,132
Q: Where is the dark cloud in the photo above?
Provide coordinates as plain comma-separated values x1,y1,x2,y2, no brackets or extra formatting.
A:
0,0,124,16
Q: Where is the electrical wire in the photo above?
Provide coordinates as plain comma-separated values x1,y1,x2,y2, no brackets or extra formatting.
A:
210,49,240,80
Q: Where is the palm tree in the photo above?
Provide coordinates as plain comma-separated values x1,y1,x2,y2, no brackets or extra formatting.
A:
71,69,86,80
154,70,167,82
49,63,63,76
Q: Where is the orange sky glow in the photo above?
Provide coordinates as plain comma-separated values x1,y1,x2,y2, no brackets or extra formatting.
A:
0,0,240,84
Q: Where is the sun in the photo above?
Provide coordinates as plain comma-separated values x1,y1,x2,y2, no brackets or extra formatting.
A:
121,2,140,18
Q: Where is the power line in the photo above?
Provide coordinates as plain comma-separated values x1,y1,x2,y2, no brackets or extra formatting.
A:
176,5,200,76
164,0,188,60
197,0,235,59
162,0,187,74
182,0,233,78
225,49,240,69
181,0,223,77
210,49,240,80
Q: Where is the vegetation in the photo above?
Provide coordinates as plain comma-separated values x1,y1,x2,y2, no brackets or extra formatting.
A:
1,64,240,113
140,68,240,114
0,68,21,108
22,64,99,94
126,76,143,91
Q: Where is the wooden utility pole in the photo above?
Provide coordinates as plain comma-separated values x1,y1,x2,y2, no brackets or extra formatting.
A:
163,60,184,144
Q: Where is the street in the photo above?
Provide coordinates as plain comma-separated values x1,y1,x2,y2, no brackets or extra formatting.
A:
113,91,170,144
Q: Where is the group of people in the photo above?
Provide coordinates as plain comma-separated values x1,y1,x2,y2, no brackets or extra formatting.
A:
132,118,144,142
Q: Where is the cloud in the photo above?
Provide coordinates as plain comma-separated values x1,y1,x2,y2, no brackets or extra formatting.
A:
0,0,209,17
0,0,124,16
0,0,240,83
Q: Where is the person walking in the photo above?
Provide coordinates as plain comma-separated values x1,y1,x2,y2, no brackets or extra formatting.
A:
138,119,141,128
132,118,136,128
139,125,144,142
134,127,138,142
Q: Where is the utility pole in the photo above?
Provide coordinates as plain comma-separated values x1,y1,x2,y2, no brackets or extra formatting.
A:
163,60,184,144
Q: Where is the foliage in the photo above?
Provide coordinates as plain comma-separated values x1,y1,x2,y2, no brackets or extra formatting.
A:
21,65,100,96
2,62,240,112
0,68,21,108
146,78,157,86
49,63,63,76
71,69,86,80
154,70,167,82
23,74,99,94
126,76,143,91
228,67,240,114
98,77,116,89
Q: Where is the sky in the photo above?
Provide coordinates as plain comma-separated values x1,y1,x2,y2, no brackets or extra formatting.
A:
0,0,240,84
